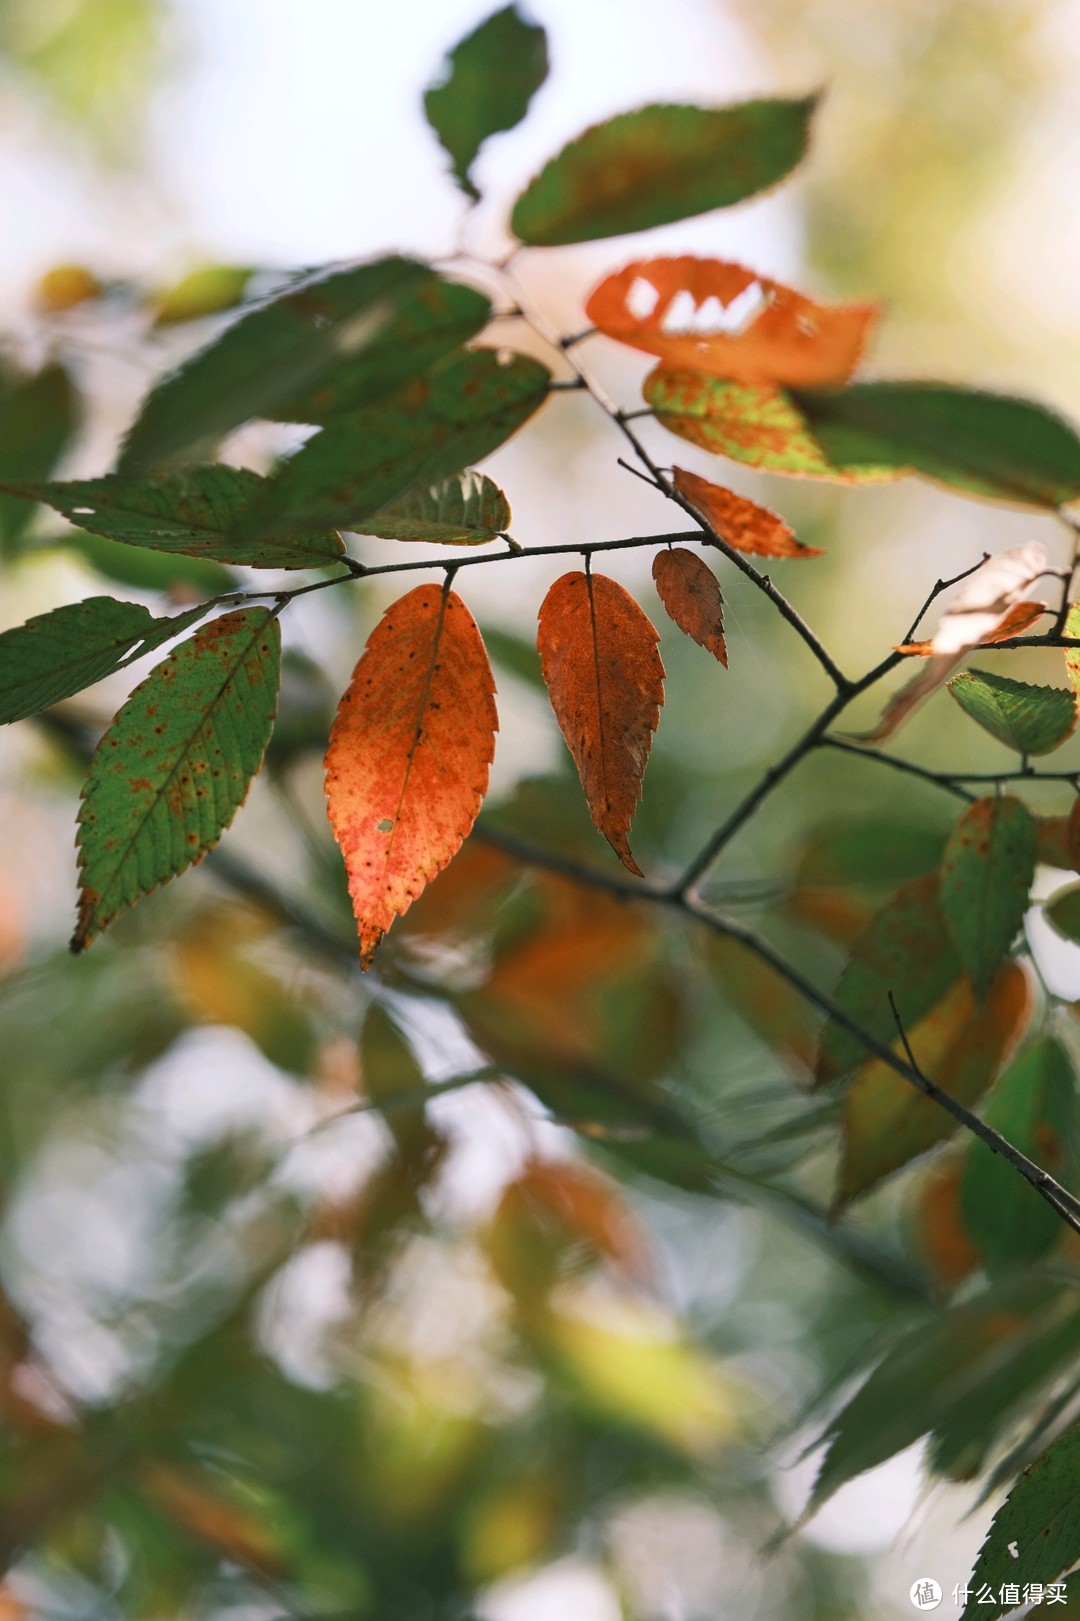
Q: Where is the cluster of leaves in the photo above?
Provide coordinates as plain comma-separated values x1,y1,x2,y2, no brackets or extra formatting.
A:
8,3,1080,1613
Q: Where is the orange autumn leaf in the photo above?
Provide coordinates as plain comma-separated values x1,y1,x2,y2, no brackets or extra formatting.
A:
652,547,727,665
673,466,821,558
141,1462,284,1572
896,599,1047,655
325,583,497,966
538,572,664,876
585,256,876,386
910,1156,981,1291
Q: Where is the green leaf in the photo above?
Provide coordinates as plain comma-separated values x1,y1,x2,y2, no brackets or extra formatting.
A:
643,371,898,482
424,6,548,200
964,1421,1080,1618
940,796,1037,996
511,98,815,246
59,529,236,597
249,348,549,534
1046,883,1080,943
119,258,487,469
354,470,510,544
361,1003,435,1158
151,264,256,325
793,382,1080,509
815,874,961,1086
949,669,1078,756
961,1039,1078,1269
15,465,344,569
73,607,281,950
0,361,80,554
806,1278,1064,1519
0,597,206,724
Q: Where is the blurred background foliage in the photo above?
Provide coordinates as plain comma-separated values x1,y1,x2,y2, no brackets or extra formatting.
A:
2,2,1080,1618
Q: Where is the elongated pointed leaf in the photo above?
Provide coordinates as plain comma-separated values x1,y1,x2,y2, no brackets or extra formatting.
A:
511,98,815,246
11,465,344,569
949,669,1077,755
586,257,875,385
0,361,80,554
73,608,281,950
793,382,1080,509
816,874,961,1087
645,370,898,483
0,597,205,724
835,963,1030,1207
673,467,820,557
425,6,548,200
253,349,549,533
119,258,485,470
962,1039,1078,1268
940,796,1037,996
652,547,727,665
964,1422,1080,1618
537,572,664,876
324,584,497,967
354,470,510,544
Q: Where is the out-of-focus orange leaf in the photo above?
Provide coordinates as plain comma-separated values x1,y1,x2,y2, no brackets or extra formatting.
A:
910,1156,982,1291
325,584,497,966
141,1462,284,1573
1036,801,1080,872
652,547,727,665
34,264,102,313
0,1587,27,1621
835,962,1031,1209
707,935,817,1078
395,839,516,951
896,599,1046,656
585,257,876,386
673,467,820,559
538,572,663,876
489,1157,650,1299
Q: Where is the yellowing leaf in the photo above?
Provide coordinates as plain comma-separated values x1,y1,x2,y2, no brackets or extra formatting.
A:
1065,602,1080,699
73,609,281,951
324,583,497,966
940,796,1037,996
586,257,875,385
911,1156,981,1291
488,1157,650,1299
673,466,820,558
652,547,727,665
537,572,664,875
645,369,899,483
836,963,1031,1208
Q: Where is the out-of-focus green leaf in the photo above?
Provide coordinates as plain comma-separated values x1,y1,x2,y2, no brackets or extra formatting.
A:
74,608,281,950
361,1002,433,1157
151,265,257,325
251,349,549,533
511,98,815,245
480,624,546,692
354,469,510,544
59,527,236,596
118,257,464,470
815,875,961,1086
793,382,1080,509
644,370,897,482
940,795,1036,996
963,1421,1080,1618
961,1039,1078,1268
949,669,1078,755
424,5,548,200
0,361,80,554
12,465,345,568
1046,884,1080,943
0,596,206,724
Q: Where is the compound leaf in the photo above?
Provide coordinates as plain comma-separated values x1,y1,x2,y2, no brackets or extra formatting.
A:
73,607,281,950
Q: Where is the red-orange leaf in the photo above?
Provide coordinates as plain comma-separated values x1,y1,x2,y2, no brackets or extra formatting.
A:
652,547,727,665
673,466,821,558
325,583,496,966
585,257,876,386
538,572,664,876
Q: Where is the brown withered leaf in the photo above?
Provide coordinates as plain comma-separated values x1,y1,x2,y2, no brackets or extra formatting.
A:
538,572,664,876
585,257,876,386
896,599,1047,655
652,547,727,665
673,466,820,558
325,583,497,966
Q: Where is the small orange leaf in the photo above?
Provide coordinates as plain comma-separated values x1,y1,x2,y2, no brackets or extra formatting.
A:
896,599,1047,655
911,1156,981,1291
325,583,497,966
673,466,820,558
585,257,876,386
538,572,664,876
652,547,727,665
